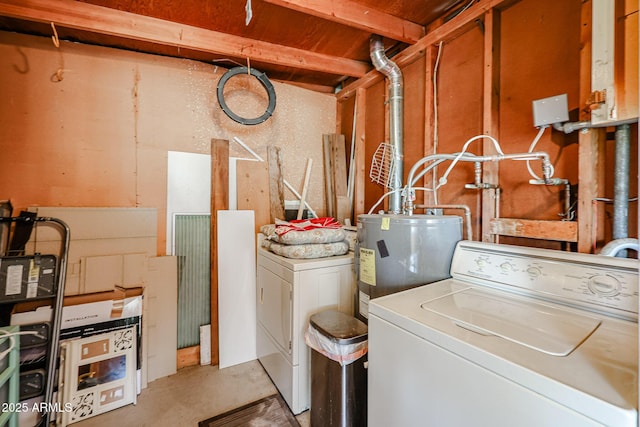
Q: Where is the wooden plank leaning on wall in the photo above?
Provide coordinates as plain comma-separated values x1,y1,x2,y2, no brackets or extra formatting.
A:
323,134,351,224
267,146,286,222
180,139,229,368
237,160,270,235
210,139,229,366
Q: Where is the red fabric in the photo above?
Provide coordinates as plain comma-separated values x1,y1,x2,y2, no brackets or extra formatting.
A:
274,217,341,235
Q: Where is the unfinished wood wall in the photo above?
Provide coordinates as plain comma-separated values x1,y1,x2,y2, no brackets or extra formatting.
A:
0,31,336,253
338,0,639,252
427,27,484,241
617,0,639,121
363,80,386,213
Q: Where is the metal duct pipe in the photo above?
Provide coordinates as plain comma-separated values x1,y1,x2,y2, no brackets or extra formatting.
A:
370,35,404,213
403,151,553,215
613,124,630,256
552,116,638,134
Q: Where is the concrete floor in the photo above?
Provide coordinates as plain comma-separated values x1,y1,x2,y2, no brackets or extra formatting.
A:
73,360,310,427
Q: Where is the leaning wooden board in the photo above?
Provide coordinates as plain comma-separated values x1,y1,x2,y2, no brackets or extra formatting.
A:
267,145,286,222
237,159,270,233
323,133,352,224
210,138,229,367
323,135,335,218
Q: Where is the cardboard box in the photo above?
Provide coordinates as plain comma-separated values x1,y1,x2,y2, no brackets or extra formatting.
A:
11,289,145,394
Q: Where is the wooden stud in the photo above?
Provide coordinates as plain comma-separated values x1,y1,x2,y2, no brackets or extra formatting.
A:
577,0,600,254
578,129,605,253
423,44,438,207
481,8,501,243
353,88,367,221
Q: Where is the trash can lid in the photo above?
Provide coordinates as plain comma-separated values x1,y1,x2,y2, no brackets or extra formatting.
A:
309,310,368,345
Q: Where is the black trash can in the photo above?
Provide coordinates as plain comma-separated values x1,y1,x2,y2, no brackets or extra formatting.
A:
306,310,368,427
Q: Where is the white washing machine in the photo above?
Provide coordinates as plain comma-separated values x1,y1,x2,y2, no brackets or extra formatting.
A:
368,241,638,427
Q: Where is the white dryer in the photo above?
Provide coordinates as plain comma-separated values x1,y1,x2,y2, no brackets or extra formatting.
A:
368,241,638,427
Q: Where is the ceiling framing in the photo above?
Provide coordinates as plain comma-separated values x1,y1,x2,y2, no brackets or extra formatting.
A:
0,0,470,92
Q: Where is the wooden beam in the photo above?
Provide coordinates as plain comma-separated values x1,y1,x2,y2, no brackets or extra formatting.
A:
353,88,367,220
578,129,606,253
263,0,424,44
273,79,335,94
210,139,229,366
336,0,510,101
577,0,599,254
422,44,438,206
0,0,370,78
489,218,578,242
481,8,501,243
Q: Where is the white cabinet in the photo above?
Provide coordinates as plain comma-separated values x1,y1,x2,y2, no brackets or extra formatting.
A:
256,247,354,414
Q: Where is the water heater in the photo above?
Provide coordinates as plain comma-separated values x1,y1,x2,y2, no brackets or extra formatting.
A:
355,214,462,321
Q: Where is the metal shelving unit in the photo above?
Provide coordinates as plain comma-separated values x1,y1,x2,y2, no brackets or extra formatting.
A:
0,325,20,427
0,216,69,427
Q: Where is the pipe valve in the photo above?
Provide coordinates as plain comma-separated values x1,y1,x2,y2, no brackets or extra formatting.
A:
541,158,553,184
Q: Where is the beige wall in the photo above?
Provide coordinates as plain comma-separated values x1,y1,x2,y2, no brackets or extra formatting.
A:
0,31,336,254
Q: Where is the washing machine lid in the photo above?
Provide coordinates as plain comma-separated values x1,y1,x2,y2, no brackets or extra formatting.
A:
420,287,601,356
369,278,638,425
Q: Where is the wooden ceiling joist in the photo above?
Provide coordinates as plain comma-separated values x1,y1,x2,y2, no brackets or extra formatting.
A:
274,79,336,94
0,0,371,78
263,0,425,44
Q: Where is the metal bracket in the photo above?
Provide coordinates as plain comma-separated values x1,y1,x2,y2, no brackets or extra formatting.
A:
587,90,607,111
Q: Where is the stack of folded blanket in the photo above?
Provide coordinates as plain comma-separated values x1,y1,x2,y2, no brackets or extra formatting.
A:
260,217,351,259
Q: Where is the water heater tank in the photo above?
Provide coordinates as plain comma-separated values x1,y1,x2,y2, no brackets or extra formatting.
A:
355,214,462,321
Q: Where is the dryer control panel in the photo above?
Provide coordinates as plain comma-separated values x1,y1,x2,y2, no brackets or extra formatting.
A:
450,241,639,320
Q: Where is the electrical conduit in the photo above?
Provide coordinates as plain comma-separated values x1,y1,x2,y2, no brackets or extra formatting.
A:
613,124,631,256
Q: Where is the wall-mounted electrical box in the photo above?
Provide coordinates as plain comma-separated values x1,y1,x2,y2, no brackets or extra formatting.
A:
532,94,569,128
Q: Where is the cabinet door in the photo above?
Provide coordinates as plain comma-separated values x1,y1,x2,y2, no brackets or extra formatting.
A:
294,264,354,364
257,265,293,355
298,264,354,315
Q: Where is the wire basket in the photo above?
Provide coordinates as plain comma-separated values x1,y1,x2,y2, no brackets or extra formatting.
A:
369,142,397,188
